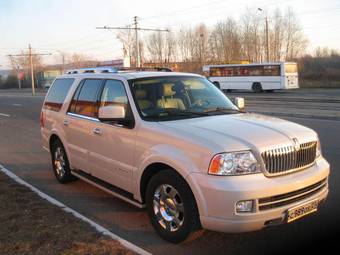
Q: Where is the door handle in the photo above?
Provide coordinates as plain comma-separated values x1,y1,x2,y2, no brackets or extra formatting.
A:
92,128,102,135
63,120,69,126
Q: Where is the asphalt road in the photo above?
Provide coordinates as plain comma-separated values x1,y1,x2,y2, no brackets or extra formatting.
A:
0,90,339,254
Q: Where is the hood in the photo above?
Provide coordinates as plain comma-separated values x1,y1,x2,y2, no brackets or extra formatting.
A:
159,113,317,154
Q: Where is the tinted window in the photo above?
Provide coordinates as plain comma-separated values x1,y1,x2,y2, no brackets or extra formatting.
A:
263,65,280,76
72,79,102,118
44,78,74,111
130,76,237,121
100,80,128,107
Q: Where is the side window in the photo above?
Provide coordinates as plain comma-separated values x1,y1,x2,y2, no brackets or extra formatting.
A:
71,79,103,118
68,80,83,113
100,80,128,108
44,78,74,111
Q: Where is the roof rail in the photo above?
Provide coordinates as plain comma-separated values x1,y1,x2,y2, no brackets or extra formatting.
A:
118,67,173,72
65,66,172,75
65,67,118,74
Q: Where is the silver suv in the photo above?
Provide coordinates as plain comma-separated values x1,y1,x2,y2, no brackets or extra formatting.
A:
41,68,329,243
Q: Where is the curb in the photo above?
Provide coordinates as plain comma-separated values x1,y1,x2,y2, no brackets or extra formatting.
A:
0,164,152,255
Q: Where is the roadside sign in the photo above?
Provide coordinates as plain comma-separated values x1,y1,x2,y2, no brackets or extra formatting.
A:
17,72,25,80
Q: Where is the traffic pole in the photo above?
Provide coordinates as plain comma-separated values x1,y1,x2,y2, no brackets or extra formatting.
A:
29,44,35,95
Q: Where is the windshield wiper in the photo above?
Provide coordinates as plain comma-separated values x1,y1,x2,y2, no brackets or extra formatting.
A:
144,108,210,119
204,107,241,114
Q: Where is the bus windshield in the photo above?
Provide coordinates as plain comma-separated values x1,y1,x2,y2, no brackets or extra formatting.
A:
285,63,298,74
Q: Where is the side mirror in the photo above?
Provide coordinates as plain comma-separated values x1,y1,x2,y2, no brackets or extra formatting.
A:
234,97,245,111
98,105,125,121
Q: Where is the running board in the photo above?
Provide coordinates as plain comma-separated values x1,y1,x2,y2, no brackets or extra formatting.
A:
71,170,145,209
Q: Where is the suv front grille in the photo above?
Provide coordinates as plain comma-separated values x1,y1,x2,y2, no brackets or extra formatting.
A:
258,178,327,211
261,141,317,176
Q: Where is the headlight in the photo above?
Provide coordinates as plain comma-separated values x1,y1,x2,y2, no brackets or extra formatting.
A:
208,151,261,176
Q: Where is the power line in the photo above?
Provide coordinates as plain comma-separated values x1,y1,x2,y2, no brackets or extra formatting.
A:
7,44,52,95
97,16,169,67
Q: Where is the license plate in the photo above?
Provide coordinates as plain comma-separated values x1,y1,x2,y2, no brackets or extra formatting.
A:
287,199,319,223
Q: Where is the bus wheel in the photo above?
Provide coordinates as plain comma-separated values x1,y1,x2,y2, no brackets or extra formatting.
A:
252,83,263,93
213,82,220,89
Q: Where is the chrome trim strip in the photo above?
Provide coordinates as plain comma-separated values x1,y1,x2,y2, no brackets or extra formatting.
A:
67,112,99,122
258,182,327,207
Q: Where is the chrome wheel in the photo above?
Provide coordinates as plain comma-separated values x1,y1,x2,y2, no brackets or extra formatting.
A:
153,184,184,232
54,147,66,178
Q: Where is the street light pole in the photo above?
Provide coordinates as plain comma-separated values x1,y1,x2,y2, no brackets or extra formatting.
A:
258,8,270,62
134,16,140,67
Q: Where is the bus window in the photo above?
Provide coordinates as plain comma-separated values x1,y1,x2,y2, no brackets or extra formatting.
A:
263,65,281,76
222,67,234,76
248,66,263,76
210,67,221,76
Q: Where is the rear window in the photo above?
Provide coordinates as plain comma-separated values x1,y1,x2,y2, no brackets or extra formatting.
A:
44,78,74,111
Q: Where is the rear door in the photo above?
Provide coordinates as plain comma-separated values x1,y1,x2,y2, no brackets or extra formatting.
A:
64,79,103,172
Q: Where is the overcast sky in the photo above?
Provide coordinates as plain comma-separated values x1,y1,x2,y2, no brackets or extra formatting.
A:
0,0,340,69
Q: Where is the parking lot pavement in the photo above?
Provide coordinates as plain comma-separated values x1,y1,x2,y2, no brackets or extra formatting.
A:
0,90,339,254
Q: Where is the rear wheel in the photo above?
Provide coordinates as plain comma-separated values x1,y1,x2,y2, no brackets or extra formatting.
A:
252,82,263,93
146,170,200,243
51,139,76,183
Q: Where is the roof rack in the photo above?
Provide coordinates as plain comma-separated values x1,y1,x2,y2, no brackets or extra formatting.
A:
118,67,173,72
65,66,172,74
66,67,117,74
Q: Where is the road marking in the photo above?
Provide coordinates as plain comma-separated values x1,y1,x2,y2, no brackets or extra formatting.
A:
0,113,10,117
0,165,152,255
12,103,22,107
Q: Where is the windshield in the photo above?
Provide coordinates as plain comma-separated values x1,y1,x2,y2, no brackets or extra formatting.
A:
285,63,298,74
129,76,239,121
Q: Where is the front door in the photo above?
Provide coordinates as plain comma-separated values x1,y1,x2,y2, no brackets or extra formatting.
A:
87,79,136,192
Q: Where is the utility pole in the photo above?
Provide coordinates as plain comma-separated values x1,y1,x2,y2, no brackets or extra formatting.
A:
7,45,51,95
97,17,170,67
16,65,21,90
258,8,270,62
28,44,35,94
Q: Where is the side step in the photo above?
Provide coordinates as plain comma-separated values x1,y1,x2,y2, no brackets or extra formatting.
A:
71,170,145,209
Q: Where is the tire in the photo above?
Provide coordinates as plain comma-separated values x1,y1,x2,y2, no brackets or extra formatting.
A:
212,81,220,89
146,169,200,243
252,82,263,93
51,139,76,183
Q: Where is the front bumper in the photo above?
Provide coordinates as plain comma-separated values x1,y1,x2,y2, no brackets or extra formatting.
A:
186,156,330,233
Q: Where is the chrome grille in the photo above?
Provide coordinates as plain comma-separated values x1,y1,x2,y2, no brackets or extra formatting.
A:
262,141,317,175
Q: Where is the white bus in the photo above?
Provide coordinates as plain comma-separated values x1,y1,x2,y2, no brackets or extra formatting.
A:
203,62,299,92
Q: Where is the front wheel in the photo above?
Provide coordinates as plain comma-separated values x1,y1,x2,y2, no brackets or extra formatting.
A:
146,170,200,243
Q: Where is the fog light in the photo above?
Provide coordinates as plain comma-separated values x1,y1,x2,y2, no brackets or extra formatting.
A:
236,200,254,213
